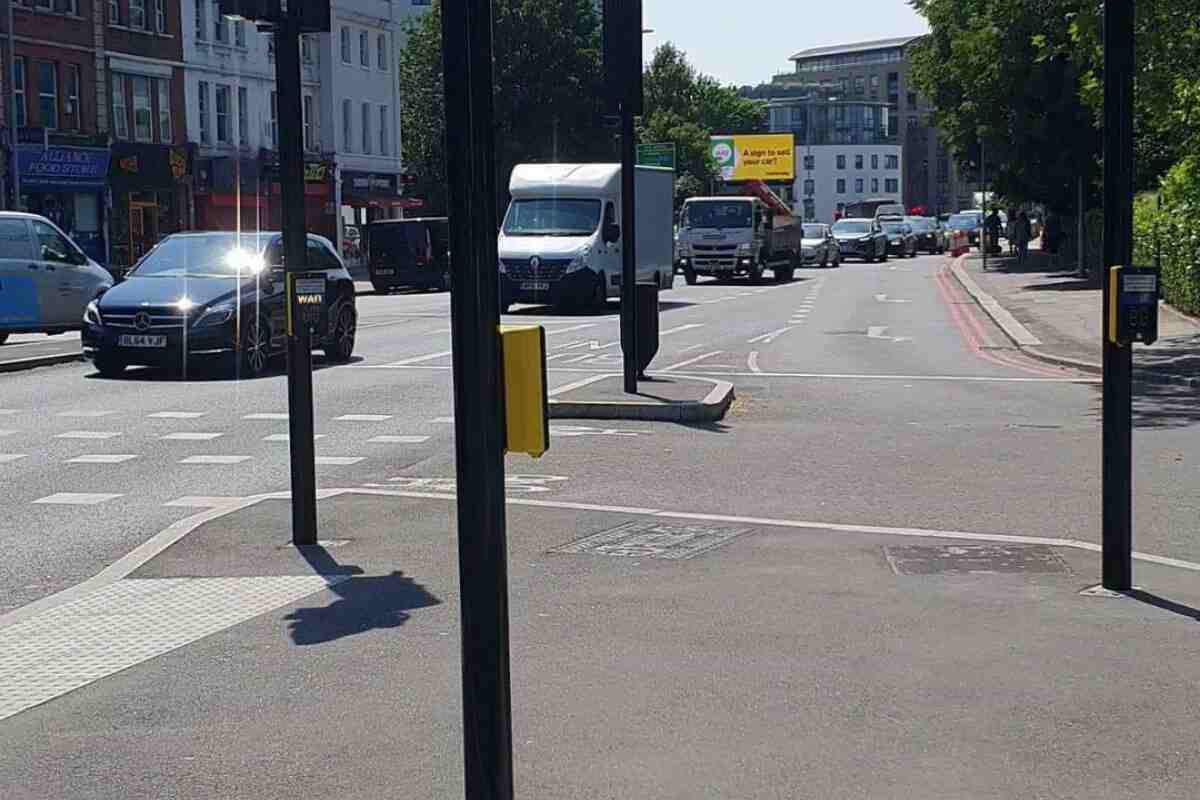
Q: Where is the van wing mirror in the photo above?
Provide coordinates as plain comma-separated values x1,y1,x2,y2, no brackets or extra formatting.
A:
603,223,620,244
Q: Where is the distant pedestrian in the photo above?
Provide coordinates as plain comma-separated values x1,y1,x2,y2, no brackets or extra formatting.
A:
1015,210,1032,264
1043,211,1060,268
985,208,1002,254
1006,208,1017,255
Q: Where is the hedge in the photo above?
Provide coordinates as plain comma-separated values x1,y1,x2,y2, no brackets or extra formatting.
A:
1133,156,1200,316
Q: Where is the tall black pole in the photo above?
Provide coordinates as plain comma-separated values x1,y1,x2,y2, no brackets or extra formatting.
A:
620,101,637,393
274,8,317,546
441,0,514,797
1101,0,1135,590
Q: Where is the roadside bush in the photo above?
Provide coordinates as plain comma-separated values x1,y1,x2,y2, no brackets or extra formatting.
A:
1134,156,1200,315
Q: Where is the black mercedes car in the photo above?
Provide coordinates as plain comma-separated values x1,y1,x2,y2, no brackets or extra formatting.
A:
82,231,357,378
831,218,889,262
880,219,919,258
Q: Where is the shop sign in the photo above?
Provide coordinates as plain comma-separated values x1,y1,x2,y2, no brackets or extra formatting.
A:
16,146,110,188
109,144,192,187
342,171,398,197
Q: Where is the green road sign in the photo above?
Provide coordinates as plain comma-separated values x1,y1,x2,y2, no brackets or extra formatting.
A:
637,142,676,170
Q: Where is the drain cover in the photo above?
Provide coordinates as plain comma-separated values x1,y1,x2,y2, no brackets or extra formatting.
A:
884,543,1069,576
551,520,752,560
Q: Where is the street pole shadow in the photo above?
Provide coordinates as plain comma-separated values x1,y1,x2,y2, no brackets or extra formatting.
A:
284,545,442,646
1124,590,1200,623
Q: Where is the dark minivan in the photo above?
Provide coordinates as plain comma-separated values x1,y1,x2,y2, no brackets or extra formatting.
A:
365,217,450,293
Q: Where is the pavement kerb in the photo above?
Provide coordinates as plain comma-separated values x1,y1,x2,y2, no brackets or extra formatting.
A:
10,485,1200,636
949,254,1200,389
0,352,83,374
548,374,735,422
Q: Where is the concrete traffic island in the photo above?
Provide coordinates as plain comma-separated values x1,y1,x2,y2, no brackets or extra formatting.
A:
548,373,734,422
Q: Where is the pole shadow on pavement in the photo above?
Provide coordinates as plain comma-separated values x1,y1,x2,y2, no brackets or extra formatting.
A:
283,545,442,646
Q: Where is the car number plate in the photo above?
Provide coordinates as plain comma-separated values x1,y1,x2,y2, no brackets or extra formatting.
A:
374,269,395,275
521,281,550,291
118,334,166,348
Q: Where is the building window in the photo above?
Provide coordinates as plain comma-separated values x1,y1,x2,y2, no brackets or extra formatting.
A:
869,75,880,98
803,179,814,196
885,178,899,193
360,30,369,67
155,0,166,32
38,61,57,130
907,115,920,130
871,154,879,169
803,154,814,171
215,9,228,42
267,35,275,59
195,0,206,40
839,78,848,95
63,63,80,130
131,76,152,141
855,177,864,193
112,75,129,139
379,105,389,155
836,154,845,170
854,154,863,170
157,78,171,142
906,91,918,109
872,178,879,193
237,86,248,145
853,76,865,97
803,198,815,220
197,80,209,143
301,34,312,62
836,179,846,194
269,91,278,148
361,102,371,153
234,19,245,47
342,99,352,151
885,154,899,170
129,0,145,28
215,85,230,143
341,27,351,63
11,57,26,128
303,94,315,151
378,33,387,70
108,0,118,23
37,0,79,12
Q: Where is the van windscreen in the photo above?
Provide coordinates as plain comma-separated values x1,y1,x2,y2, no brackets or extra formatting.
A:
503,199,602,237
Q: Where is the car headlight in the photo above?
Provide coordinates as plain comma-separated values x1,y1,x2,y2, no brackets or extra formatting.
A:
737,243,753,254
564,248,591,274
193,302,235,328
84,300,102,326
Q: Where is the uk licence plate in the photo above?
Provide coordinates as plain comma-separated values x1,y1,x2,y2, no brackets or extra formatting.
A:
118,334,166,348
521,281,550,291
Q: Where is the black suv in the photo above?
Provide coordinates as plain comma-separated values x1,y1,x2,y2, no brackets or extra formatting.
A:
365,217,450,293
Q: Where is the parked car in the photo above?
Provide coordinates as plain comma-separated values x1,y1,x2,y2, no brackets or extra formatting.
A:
0,211,113,346
365,217,450,293
946,211,984,247
906,216,945,254
799,223,840,268
880,218,918,258
82,231,357,378
831,217,889,262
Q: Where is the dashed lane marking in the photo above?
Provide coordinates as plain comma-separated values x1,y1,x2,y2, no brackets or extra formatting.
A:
180,455,252,465
68,454,139,464
383,350,452,367
56,431,121,440
334,414,392,422
748,351,762,373
0,410,20,415
368,435,430,444
163,496,247,508
0,430,16,437
148,412,207,419
315,456,365,466
263,434,327,442
160,432,223,441
57,410,116,418
747,327,796,344
0,454,28,463
243,413,288,420
34,493,123,506
659,350,724,372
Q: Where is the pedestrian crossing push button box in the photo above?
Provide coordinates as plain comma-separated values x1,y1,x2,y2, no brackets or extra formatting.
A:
500,325,549,458
287,272,328,336
1108,266,1159,346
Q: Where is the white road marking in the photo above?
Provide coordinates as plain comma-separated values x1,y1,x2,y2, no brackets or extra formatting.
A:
664,369,1094,384
180,455,252,465
68,454,139,464
875,293,912,304
548,373,612,397
544,323,599,336
659,323,705,337
550,424,648,437
0,430,16,437
385,350,452,366
57,410,116,418
368,435,431,444
334,414,393,422
678,343,707,353
315,456,365,466
748,351,762,373
148,411,207,419
0,410,19,416
243,413,288,420
160,432,223,441
431,416,455,423
57,431,122,440
263,433,327,442
0,454,28,463
659,350,724,372
34,493,123,506
747,327,795,344
866,326,913,343
164,496,246,508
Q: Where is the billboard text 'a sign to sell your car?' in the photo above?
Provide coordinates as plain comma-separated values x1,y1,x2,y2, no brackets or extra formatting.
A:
710,134,795,182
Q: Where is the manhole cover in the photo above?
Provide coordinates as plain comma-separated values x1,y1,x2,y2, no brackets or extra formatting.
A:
883,543,1069,576
551,520,752,560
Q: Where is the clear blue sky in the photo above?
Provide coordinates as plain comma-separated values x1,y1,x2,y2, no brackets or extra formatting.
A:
642,0,929,86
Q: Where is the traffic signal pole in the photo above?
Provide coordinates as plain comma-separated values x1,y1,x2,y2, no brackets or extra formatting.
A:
1101,0,1135,590
274,7,317,546
620,100,638,393
441,0,515,797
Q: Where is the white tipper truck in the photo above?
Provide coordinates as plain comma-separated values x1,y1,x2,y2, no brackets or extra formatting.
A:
675,182,802,284
497,163,675,311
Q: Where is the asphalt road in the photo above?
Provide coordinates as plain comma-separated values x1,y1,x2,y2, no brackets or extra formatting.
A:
1,251,1197,614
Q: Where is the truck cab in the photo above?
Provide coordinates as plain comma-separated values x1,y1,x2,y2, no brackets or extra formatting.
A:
676,195,800,285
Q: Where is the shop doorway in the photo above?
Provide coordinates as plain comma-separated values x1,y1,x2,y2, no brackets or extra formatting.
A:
129,197,160,263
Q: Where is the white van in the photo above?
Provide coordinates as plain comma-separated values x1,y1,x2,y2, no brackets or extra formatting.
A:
498,163,675,311
0,212,113,346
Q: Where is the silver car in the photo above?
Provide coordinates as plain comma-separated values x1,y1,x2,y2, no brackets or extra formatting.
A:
0,212,113,346
799,223,841,268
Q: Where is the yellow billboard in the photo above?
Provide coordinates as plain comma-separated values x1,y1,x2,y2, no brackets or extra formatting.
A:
710,134,795,182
